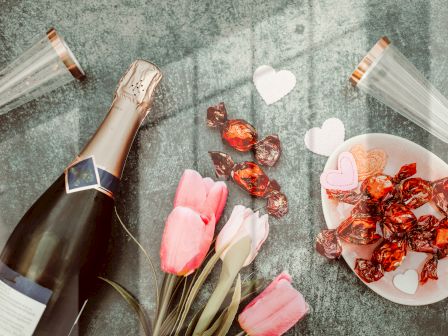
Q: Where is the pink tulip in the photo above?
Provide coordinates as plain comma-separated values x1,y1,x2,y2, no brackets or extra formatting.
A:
238,272,309,336
215,205,269,266
160,169,228,276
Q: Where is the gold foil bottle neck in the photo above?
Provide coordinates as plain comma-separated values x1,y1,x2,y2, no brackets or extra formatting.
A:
72,60,163,196
113,60,163,118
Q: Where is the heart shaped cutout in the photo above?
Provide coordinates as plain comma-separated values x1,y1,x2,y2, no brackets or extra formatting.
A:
253,65,296,105
320,152,358,191
350,144,387,181
393,269,419,295
304,118,345,156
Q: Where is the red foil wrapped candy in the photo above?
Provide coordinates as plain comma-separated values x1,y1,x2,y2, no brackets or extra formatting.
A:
318,160,448,286
398,177,433,209
336,215,381,245
407,228,437,254
420,255,438,285
372,238,407,272
383,203,416,234
315,229,342,260
393,163,417,183
266,191,289,218
354,259,384,283
432,178,448,215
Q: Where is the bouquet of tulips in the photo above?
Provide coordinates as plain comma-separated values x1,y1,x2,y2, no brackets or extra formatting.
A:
105,169,308,336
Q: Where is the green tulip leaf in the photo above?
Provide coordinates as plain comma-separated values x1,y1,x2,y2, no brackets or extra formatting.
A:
193,236,251,335
99,277,152,336
174,249,223,336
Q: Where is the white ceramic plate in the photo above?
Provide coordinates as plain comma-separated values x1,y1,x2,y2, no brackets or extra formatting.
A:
321,133,448,305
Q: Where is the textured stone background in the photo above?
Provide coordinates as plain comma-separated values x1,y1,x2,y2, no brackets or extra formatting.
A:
1,0,447,335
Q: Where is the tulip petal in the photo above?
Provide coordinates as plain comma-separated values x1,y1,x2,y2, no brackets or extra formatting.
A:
160,206,215,275
173,170,207,212
216,205,252,257
243,213,269,266
238,272,308,336
202,181,228,222
203,177,215,194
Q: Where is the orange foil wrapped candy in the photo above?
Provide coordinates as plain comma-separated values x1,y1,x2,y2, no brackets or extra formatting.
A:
222,119,258,151
233,161,270,197
207,102,281,166
209,151,288,218
238,272,308,336
360,174,394,201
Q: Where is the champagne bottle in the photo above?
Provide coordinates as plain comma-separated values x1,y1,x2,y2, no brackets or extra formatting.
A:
0,60,162,336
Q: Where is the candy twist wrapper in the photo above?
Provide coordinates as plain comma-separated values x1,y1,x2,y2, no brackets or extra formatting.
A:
238,272,309,336
209,151,288,218
207,102,282,167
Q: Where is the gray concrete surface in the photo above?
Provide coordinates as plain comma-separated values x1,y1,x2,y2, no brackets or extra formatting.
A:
1,0,447,335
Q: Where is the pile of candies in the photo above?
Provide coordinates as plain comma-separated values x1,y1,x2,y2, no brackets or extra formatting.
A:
207,103,288,218
316,162,448,285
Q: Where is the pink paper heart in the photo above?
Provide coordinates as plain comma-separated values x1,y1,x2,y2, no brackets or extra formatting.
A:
320,152,358,191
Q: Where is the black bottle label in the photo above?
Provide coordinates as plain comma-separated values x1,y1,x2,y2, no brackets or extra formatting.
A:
0,261,52,335
65,156,119,198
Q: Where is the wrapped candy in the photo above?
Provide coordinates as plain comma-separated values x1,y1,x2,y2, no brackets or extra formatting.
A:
360,175,394,201
371,238,407,272
336,216,381,245
354,259,384,283
432,178,448,215
420,255,438,284
393,163,417,182
315,229,342,259
209,151,288,218
317,160,448,286
207,103,281,166
397,177,432,209
383,203,417,234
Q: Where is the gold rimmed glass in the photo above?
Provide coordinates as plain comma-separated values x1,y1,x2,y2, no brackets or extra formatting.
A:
351,36,448,144
0,28,85,115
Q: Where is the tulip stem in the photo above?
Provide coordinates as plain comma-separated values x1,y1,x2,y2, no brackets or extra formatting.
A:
235,331,246,336
153,274,177,336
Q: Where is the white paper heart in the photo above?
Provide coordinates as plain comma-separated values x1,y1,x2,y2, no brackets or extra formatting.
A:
393,269,419,295
253,65,296,105
304,118,345,156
